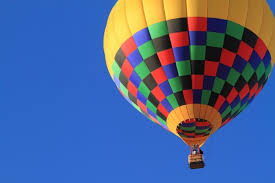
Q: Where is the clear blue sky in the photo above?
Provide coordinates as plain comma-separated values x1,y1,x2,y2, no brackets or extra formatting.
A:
0,0,275,182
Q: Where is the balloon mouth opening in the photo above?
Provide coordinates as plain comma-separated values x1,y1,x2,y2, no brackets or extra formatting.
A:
176,118,212,139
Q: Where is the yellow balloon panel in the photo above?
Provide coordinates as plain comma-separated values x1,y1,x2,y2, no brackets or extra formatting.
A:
179,105,190,120
111,0,132,47
204,107,216,126
207,0,229,19
245,0,264,35
163,0,187,20
228,0,249,26
125,0,148,34
142,0,166,25
192,104,201,119
186,105,195,119
104,5,119,78
259,1,275,47
198,104,208,120
268,23,275,66
186,0,207,17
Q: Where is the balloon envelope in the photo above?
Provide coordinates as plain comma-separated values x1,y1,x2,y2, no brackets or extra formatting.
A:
104,0,275,147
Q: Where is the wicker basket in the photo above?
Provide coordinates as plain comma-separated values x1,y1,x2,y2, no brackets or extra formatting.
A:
188,154,205,169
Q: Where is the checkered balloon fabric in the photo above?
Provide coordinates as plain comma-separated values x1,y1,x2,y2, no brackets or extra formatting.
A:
112,17,271,129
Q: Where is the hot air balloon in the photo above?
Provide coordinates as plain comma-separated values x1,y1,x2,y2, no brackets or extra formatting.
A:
104,0,275,169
